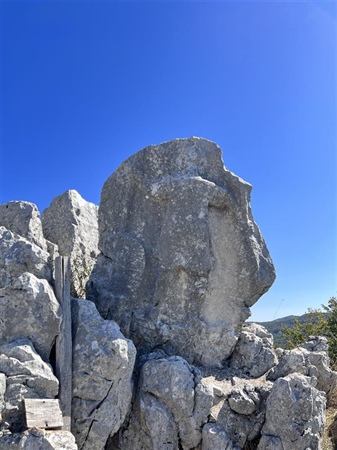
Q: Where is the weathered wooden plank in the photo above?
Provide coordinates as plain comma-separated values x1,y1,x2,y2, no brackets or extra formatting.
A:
24,399,63,429
54,256,72,431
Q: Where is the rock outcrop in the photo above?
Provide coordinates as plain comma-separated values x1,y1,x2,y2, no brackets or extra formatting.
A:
71,298,136,450
1,137,335,450
42,190,99,298
88,137,276,367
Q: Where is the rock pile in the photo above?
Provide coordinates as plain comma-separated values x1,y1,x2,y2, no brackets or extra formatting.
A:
0,137,335,449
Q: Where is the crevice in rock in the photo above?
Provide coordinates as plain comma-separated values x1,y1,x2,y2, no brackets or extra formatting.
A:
88,381,114,417
80,418,98,450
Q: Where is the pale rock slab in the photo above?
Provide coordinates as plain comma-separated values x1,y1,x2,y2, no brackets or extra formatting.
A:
229,323,278,377
0,227,52,288
118,352,213,450
88,137,276,367
0,201,47,251
0,339,58,432
0,273,61,362
42,190,99,298
258,373,326,450
71,298,136,450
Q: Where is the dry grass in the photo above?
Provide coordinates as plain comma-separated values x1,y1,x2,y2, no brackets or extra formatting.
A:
322,407,337,450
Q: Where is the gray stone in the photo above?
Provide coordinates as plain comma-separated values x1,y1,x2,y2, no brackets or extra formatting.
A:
119,353,213,450
0,201,47,251
71,298,136,450
0,273,61,362
210,377,272,448
258,373,326,450
228,387,260,415
42,190,99,298
268,338,337,397
0,339,59,432
88,137,275,367
202,424,240,450
229,323,278,377
0,227,52,288
299,335,329,352
267,347,307,381
0,431,77,449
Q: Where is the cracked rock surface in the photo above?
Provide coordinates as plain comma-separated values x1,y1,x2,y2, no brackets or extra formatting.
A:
71,298,136,450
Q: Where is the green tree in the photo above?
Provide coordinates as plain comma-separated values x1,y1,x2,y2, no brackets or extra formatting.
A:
281,297,337,367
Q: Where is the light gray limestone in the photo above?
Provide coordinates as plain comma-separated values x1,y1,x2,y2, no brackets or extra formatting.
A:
88,137,276,367
0,201,47,251
9,428,78,449
258,373,326,450
42,190,99,298
0,227,52,288
71,298,136,450
0,339,58,433
229,323,278,377
204,374,272,449
119,352,213,450
268,336,337,397
0,273,61,362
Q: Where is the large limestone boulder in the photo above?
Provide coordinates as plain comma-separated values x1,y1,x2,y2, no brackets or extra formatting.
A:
0,202,47,251
258,374,326,449
0,272,61,361
0,339,59,433
71,298,136,450
88,137,276,366
42,190,99,298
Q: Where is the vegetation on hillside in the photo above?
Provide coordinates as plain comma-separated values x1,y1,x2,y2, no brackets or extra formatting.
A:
280,297,337,368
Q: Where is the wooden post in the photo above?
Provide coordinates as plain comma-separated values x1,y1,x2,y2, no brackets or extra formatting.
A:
55,256,72,431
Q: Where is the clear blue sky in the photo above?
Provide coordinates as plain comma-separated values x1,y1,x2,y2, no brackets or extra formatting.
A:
1,1,336,322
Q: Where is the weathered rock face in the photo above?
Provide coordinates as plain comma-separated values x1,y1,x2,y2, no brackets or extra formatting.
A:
0,202,47,251
42,190,99,298
0,339,59,433
88,137,276,366
116,352,213,450
0,227,52,288
258,374,326,449
0,272,61,362
268,336,337,397
71,298,136,450
229,323,278,377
